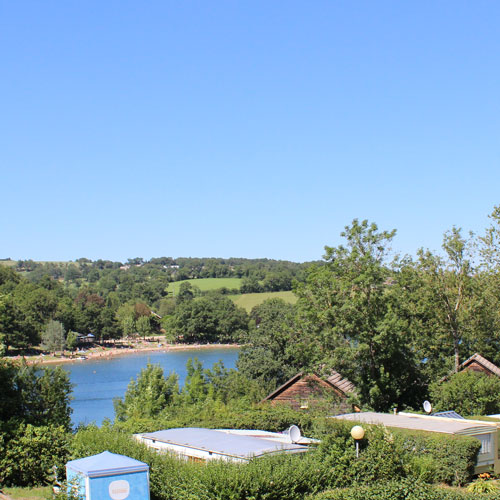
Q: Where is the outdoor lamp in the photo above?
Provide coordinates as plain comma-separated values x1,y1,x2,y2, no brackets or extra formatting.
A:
350,425,364,458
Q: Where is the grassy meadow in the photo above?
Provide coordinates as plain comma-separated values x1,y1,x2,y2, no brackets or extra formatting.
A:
167,277,242,294
229,290,297,311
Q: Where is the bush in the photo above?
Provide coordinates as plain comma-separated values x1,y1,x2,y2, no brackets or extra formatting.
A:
309,478,500,500
392,428,481,486
429,371,500,416
71,425,340,500
0,424,71,487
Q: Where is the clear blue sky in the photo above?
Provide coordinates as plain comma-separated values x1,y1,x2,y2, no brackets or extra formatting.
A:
1,1,499,263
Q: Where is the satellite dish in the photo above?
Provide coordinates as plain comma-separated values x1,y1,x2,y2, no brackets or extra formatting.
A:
288,425,301,443
423,400,432,414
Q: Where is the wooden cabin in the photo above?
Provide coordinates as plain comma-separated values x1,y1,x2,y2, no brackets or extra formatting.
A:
458,353,500,378
261,370,358,412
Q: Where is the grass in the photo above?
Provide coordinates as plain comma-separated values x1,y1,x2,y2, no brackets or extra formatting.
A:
229,291,297,311
0,259,17,267
167,278,242,294
1,486,52,499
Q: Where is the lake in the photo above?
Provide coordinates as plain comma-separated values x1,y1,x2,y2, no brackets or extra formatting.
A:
58,347,240,427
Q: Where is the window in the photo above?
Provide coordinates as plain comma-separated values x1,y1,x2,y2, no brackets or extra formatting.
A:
479,434,492,455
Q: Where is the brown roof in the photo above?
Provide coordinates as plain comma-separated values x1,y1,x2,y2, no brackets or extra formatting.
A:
460,353,500,377
325,369,356,395
262,370,356,403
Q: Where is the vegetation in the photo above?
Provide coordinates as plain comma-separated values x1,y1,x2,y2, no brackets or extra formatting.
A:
5,206,500,496
0,361,72,487
429,371,500,416
229,290,297,311
167,277,243,294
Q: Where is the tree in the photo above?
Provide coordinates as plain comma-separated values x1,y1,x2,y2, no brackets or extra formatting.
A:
237,298,308,388
136,315,152,339
0,361,73,430
114,363,178,421
169,295,248,343
408,228,477,374
41,320,66,354
176,282,197,302
121,316,135,338
0,294,25,353
429,370,500,416
295,219,427,411
66,331,78,352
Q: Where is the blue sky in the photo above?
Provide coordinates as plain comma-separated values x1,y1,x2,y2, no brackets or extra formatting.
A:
1,1,499,263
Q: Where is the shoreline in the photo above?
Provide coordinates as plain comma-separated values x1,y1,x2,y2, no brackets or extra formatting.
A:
6,343,240,366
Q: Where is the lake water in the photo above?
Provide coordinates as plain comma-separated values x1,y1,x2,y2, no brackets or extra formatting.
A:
58,348,239,427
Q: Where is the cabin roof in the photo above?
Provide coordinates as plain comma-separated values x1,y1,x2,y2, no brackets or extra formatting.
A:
332,412,496,435
139,428,308,459
262,370,355,403
460,353,500,377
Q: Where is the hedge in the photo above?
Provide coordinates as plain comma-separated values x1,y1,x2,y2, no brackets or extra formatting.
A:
69,419,482,499
309,479,500,500
0,424,71,487
391,427,481,486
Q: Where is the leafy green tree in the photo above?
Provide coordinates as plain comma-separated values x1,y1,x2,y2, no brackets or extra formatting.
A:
176,281,196,302
0,361,72,430
66,330,78,352
429,370,500,416
182,358,208,403
412,228,476,373
136,315,152,339
114,363,179,421
41,320,66,354
121,315,135,338
295,219,427,411
237,298,309,388
0,294,25,353
169,295,248,343
0,423,70,487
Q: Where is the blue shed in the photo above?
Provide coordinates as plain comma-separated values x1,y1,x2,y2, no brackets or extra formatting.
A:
66,451,150,500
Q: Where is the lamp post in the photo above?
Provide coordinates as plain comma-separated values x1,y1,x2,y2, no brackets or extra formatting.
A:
350,425,365,458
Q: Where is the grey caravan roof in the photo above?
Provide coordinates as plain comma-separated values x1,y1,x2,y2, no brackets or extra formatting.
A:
333,412,495,435
66,451,149,478
141,428,308,460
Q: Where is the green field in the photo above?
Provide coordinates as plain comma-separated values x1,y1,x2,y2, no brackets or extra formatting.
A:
167,278,243,294
0,259,17,267
229,291,297,312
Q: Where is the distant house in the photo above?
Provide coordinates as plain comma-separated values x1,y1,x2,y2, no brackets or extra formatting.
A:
261,370,358,412
458,353,500,378
76,333,95,344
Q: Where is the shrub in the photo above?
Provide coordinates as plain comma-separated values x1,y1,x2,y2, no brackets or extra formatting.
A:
0,424,71,487
429,371,500,416
309,478,500,500
392,428,481,485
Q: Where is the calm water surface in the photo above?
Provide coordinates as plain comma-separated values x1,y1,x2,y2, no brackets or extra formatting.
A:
58,348,239,427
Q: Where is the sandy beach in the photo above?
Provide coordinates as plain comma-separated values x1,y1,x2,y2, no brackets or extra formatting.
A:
6,342,240,366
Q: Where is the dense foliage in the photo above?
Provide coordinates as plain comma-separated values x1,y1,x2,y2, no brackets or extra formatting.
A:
68,414,482,500
309,479,500,500
0,361,72,486
429,371,500,416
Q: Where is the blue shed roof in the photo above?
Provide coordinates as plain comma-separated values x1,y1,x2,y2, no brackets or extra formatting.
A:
66,451,149,478
140,428,307,459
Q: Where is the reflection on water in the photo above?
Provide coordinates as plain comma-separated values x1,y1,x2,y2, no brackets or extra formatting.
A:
59,348,239,427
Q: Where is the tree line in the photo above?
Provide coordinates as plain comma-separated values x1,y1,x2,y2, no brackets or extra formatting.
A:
238,207,500,412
